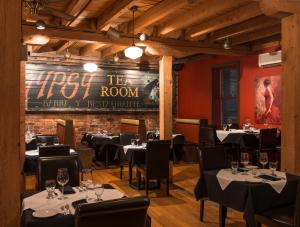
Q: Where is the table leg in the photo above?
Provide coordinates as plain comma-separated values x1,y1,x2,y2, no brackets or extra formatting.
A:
219,205,227,227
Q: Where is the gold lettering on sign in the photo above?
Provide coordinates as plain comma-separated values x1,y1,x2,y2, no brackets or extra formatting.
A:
81,73,94,99
37,71,54,99
128,87,138,97
101,86,109,96
61,73,80,99
47,72,66,99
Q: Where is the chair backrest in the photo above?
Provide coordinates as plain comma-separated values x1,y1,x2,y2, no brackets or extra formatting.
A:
75,197,150,227
259,128,278,150
38,156,79,190
36,135,59,145
200,127,218,147
39,145,70,157
146,140,171,179
200,119,208,127
198,146,227,172
119,133,135,145
294,182,300,227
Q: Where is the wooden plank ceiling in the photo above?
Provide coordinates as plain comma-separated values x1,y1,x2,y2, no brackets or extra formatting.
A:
22,0,287,63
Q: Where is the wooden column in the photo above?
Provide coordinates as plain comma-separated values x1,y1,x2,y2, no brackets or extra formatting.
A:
281,14,300,174
0,0,22,226
159,56,173,140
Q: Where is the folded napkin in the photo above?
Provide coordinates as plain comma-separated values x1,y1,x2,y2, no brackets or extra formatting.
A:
59,185,75,194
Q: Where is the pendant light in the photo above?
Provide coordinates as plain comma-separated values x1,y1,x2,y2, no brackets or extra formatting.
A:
124,6,143,60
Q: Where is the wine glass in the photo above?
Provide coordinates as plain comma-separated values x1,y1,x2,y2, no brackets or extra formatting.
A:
269,161,278,176
223,124,227,131
94,185,104,201
82,169,93,187
240,153,249,174
57,168,69,200
45,179,56,199
227,118,233,130
231,161,238,174
259,152,268,170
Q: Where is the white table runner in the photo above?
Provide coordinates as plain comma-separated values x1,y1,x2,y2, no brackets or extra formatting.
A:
25,149,76,156
22,187,124,215
216,169,287,193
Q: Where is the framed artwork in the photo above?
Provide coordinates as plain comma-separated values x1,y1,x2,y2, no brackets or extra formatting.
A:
255,75,281,124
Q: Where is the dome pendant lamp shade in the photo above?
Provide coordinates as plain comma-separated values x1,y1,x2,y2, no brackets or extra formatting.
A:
124,6,143,60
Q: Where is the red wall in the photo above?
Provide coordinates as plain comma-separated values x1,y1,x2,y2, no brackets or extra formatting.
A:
178,47,282,128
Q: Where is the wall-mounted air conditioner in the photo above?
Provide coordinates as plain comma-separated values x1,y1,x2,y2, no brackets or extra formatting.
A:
258,50,282,68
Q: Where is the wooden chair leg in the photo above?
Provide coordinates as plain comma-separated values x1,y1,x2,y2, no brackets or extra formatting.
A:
145,177,149,196
200,200,204,222
166,178,169,196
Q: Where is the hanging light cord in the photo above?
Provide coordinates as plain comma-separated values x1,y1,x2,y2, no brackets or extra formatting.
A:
132,8,135,46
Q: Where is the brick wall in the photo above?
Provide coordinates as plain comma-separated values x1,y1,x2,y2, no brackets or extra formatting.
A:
26,113,159,146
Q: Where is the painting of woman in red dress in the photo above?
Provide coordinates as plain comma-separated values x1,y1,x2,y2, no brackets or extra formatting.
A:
255,76,281,124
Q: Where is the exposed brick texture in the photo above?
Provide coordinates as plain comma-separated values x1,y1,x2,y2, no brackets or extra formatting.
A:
26,113,159,146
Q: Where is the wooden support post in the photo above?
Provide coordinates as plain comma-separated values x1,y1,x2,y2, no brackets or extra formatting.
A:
0,0,22,226
281,14,300,174
159,56,173,182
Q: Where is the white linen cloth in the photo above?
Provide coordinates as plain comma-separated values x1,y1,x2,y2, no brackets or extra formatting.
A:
22,187,124,215
25,149,76,156
123,145,145,155
216,169,287,193
216,129,259,142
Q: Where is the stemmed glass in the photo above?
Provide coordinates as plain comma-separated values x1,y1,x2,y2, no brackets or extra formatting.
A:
269,161,278,176
94,185,104,201
45,180,56,199
227,118,233,130
259,152,268,170
57,168,69,200
223,124,227,131
82,169,93,200
240,153,249,174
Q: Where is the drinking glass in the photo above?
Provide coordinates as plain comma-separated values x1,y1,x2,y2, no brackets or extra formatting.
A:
81,169,93,199
57,168,69,200
94,185,104,201
269,161,278,176
223,124,227,131
227,118,233,130
45,179,56,199
231,161,238,174
259,152,268,169
240,153,249,175
131,139,137,146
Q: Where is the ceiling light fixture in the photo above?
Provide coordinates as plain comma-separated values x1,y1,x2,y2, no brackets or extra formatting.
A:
83,63,98,72
124,6,143,60
114,54,119,62
36,20,46,30
224,38,232,50
139,33,147,41
64,41,71,59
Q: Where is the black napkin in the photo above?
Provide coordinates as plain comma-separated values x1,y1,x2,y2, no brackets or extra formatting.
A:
59,185,76,194
258,174,281,181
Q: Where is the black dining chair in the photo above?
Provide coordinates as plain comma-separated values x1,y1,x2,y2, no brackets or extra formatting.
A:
38,155,80,190
200,127,220,147
39,145,70,157
196,146,227,222
255,182,300,227
36,135,59,145
137,140,171,196
254,128,278,165
74,196,150,227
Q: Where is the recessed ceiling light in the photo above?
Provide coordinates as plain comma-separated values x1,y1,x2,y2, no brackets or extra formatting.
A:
83,63,98,72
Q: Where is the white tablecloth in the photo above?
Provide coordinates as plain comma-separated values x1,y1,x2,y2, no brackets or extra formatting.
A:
216,169,287,193
25,149,76,156
123,145,145,155
22,187,124,215
216,129,259,142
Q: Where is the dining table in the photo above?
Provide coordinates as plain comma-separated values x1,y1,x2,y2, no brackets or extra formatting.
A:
194,168,300,227
21,184,124,227
23,148,78,175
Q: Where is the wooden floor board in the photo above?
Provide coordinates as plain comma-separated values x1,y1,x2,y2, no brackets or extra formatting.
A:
25,164,245,227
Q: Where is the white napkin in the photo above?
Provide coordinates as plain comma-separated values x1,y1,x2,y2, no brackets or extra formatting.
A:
123,145,144,155
216,169,287,193
22,188,124,215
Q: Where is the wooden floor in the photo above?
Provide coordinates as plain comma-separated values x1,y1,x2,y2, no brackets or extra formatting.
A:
25,164,246,227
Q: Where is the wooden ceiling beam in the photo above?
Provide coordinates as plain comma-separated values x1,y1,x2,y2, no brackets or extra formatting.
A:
231,25,281,46
62,0,91,26
251,34,281,51
22,23,251,57
97,0,135,31
211,15,280,41
54,40,76,53
187,2,262,39
159,0,249,36
101,45,127,58
255,0,300,16
79,42,107,57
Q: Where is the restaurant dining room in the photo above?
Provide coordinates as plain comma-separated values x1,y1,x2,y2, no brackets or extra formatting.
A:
1,0,300,227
